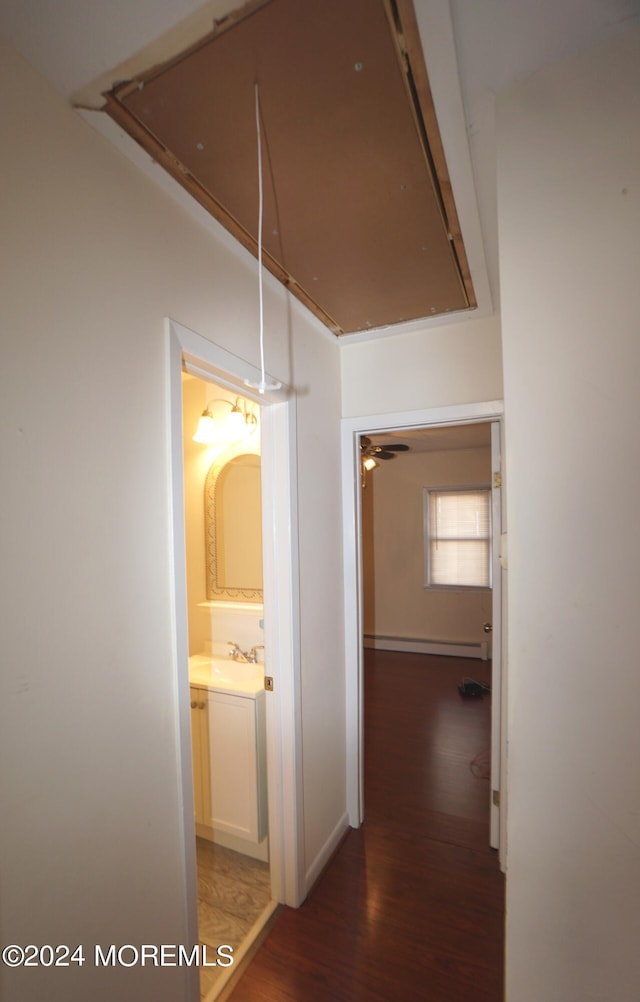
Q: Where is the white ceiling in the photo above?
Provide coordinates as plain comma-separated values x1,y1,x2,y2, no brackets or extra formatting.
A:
2,0,638,330
370,422,491,454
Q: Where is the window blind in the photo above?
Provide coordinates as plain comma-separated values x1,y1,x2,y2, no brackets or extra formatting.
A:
427,489,491,587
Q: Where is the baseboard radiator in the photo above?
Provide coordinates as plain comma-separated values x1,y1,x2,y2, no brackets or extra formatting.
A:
363,634,490,660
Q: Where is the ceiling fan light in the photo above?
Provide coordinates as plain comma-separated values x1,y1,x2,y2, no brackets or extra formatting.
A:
363,456,378,472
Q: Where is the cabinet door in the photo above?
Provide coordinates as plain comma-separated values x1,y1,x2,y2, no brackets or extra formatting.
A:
189,686,209,826
206,691,259,841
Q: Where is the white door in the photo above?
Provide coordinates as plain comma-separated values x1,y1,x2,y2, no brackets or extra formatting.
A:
489,421,503,850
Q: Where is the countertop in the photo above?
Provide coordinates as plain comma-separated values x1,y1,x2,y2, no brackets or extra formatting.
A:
188,654,264,698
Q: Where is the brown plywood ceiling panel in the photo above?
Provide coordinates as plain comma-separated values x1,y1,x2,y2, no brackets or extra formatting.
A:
106,0,474,334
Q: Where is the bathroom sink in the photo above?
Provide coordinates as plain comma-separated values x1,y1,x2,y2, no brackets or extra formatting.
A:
188,655,264,696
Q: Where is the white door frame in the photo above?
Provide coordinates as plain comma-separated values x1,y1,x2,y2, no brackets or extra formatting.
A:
167,318,305,960
341,400,506,862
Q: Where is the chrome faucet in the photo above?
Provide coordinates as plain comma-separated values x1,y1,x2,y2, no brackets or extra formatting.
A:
228,642,264,664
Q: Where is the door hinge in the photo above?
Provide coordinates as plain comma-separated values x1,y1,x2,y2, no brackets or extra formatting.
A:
264,676,274,692
492,789,500,807
493,472,502,489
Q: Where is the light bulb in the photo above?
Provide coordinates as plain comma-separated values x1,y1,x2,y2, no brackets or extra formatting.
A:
193,411,217,444
226,403,246,438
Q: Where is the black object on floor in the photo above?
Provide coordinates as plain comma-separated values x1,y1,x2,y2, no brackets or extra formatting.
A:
458,679,491,697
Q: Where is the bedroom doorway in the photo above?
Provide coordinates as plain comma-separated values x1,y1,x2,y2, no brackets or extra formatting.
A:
341,400,506,864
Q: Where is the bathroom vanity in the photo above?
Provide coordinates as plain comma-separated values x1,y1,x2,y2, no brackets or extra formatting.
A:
189,655,267,856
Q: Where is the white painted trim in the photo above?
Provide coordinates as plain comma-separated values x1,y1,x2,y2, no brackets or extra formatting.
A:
341,400,504,828
194,825,269,863
337,306,484,344
167,318,304,917
177,321,289,404
260,397,306,906
166,319,200,1002
304,812,350,895
490,421,503,852
337,0,493,343
364,636,489,660
413,0,493,318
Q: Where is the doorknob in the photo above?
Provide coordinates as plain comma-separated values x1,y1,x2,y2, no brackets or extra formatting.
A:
483,622,493,633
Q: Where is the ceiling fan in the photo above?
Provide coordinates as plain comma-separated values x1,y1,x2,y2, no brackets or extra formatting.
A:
360,435,410,484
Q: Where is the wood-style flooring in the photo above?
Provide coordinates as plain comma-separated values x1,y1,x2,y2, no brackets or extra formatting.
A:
227,650,505,1001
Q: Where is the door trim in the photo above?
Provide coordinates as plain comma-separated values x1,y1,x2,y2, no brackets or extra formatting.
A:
167,318,305,953
341,400,505,858
490,420,503,850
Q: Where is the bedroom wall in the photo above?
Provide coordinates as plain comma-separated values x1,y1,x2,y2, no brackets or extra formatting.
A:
362,446,492,646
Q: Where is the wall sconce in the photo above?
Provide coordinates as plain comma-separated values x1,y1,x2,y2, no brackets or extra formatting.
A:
193,398,258,445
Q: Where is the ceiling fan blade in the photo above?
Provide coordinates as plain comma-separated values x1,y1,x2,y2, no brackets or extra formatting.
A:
377,450,397,460
383,443,410,451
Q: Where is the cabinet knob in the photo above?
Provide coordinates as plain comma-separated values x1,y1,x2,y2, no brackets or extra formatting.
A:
191,701,197,709
199,702,206,710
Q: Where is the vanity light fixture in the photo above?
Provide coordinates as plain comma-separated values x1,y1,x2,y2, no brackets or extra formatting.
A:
193,398,258,445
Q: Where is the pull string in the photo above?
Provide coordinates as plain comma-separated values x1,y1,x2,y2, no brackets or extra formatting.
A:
245,82,281,395
256,82,266,387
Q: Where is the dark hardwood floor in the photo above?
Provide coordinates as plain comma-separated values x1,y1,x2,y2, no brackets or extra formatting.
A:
227,650,504,1001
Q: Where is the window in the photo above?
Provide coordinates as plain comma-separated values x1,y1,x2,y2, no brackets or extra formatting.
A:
424,488,491,588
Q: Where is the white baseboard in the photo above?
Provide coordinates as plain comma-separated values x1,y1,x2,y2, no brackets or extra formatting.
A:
304,812,350,895
195,823,270,862
363,635,489,660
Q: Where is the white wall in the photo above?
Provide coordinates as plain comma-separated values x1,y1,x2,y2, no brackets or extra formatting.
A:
182,375,210,655
340,312,503,417
497,27,640,1002
363,446,492,644
0,40,344,1002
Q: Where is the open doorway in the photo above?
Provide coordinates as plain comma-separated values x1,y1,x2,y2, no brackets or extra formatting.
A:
167,318,306,1001
360,423,495,851
341,400,506,865
182,372,273,999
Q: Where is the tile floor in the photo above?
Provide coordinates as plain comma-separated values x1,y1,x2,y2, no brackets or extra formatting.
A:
196,837,271,1000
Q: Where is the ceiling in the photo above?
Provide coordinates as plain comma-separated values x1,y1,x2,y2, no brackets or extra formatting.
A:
369,422,491,454
103,0,473,335
2,0,638,338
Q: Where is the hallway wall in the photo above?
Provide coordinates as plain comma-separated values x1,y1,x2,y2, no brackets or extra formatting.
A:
340,312,503,417
497,26,640,1002
0,40,344,1002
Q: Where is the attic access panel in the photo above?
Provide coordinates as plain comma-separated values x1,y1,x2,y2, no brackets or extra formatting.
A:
105,0,474,335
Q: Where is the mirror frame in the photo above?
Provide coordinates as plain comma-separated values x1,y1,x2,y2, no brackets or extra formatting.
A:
204,452,263,602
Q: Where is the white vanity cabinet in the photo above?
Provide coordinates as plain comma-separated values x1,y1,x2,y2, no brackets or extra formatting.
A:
189,685,210,827
189,681,267,846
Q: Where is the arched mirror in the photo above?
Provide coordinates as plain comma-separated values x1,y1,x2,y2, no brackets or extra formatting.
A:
205,453,263,601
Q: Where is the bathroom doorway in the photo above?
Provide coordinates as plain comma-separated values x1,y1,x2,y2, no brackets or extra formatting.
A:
182,372,273,999
167,318,305,1002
